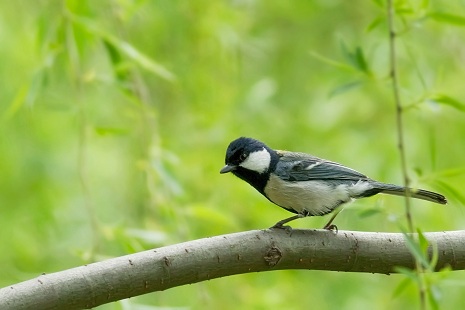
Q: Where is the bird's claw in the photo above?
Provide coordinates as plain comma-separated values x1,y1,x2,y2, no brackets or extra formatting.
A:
323,224,338,233
270,222,293,233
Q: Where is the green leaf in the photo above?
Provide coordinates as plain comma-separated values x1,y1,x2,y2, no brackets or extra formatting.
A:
103,39,123,65
69,14,176,82
392,277,414,298
420,0,431,10
433,180,465,205
3,84,28,120
309,51,353,71
358,208,382,218
427,284,441,310
329,81,362,98
366,16,384,32
370,0,384,8
340,41,371,74
402,232,430,269
428,12,465,26
394,266,418,282
417,228,437,271
417,229,429,253
354,47,370,73
429,94,465,112
94,127,129,136
434,168,465,178
102,39,131,82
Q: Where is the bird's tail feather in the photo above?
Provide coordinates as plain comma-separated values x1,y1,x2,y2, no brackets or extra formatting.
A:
372,182,447,205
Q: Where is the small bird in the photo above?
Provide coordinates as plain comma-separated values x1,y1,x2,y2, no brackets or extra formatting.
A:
220,137,447,229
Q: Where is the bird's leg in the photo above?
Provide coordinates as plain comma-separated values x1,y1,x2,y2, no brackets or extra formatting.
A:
271,212,308,229
322,208,343,231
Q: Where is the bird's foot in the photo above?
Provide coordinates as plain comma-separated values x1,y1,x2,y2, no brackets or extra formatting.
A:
270,221,296,235
270,221,292,231
271,222,285,229
270,214,304,230
323,224,338,233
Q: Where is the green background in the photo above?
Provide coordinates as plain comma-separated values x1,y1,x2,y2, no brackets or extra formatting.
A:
1,1,464,309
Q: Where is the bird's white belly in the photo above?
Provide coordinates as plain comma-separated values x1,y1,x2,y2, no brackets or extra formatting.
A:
264,174,370,215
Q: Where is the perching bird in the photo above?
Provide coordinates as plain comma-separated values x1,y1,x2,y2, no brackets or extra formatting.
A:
220,137,447,229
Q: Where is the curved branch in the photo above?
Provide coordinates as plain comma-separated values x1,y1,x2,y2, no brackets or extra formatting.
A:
1,229,465,309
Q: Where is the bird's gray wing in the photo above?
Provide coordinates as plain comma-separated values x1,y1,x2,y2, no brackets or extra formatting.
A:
275,150,369,181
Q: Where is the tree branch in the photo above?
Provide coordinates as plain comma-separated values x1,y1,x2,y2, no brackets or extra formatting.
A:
1,229,465,310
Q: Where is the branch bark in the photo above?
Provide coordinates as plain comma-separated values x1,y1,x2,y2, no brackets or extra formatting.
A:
1,229,465,310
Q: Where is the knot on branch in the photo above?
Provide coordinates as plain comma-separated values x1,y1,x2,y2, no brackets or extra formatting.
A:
264,246,282,267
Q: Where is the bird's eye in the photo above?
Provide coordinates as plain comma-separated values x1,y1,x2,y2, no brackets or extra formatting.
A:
239,153,248,161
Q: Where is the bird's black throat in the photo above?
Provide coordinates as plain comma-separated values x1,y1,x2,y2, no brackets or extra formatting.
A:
232,147,279,195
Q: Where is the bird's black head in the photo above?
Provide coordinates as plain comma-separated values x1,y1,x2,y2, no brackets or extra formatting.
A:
220,137,278,193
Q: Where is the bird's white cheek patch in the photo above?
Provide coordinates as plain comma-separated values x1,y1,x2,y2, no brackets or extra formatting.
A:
239,148,271,174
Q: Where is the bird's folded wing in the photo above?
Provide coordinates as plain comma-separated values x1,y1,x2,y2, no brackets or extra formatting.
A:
275,150,368,181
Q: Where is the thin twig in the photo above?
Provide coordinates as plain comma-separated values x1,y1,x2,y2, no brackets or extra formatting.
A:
386,1,426,309
387,0,413,232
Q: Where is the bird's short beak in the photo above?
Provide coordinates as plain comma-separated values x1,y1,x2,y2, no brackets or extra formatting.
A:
220,164,237,174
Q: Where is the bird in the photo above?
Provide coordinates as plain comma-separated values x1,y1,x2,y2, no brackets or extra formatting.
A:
220,137,447,229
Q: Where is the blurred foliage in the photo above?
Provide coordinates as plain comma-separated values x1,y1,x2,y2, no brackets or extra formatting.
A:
1,0,464,309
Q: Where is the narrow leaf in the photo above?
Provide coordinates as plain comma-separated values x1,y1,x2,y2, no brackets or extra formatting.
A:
102,39,131,82
339,41,371,74
417,229,429,254
358,208,382,218
3,84,28,120
434,168,465,178
354,47,370,73
427,284,441,310
94,127,129,136
371,0,384,8
434,180,465,205
329,81,362,98
430,94,465,112
428,12,465,26
402,233,430,269
392,277,414,298
308,51,353,71
69,14,176,82
366,16,384,32
394,266,418,282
